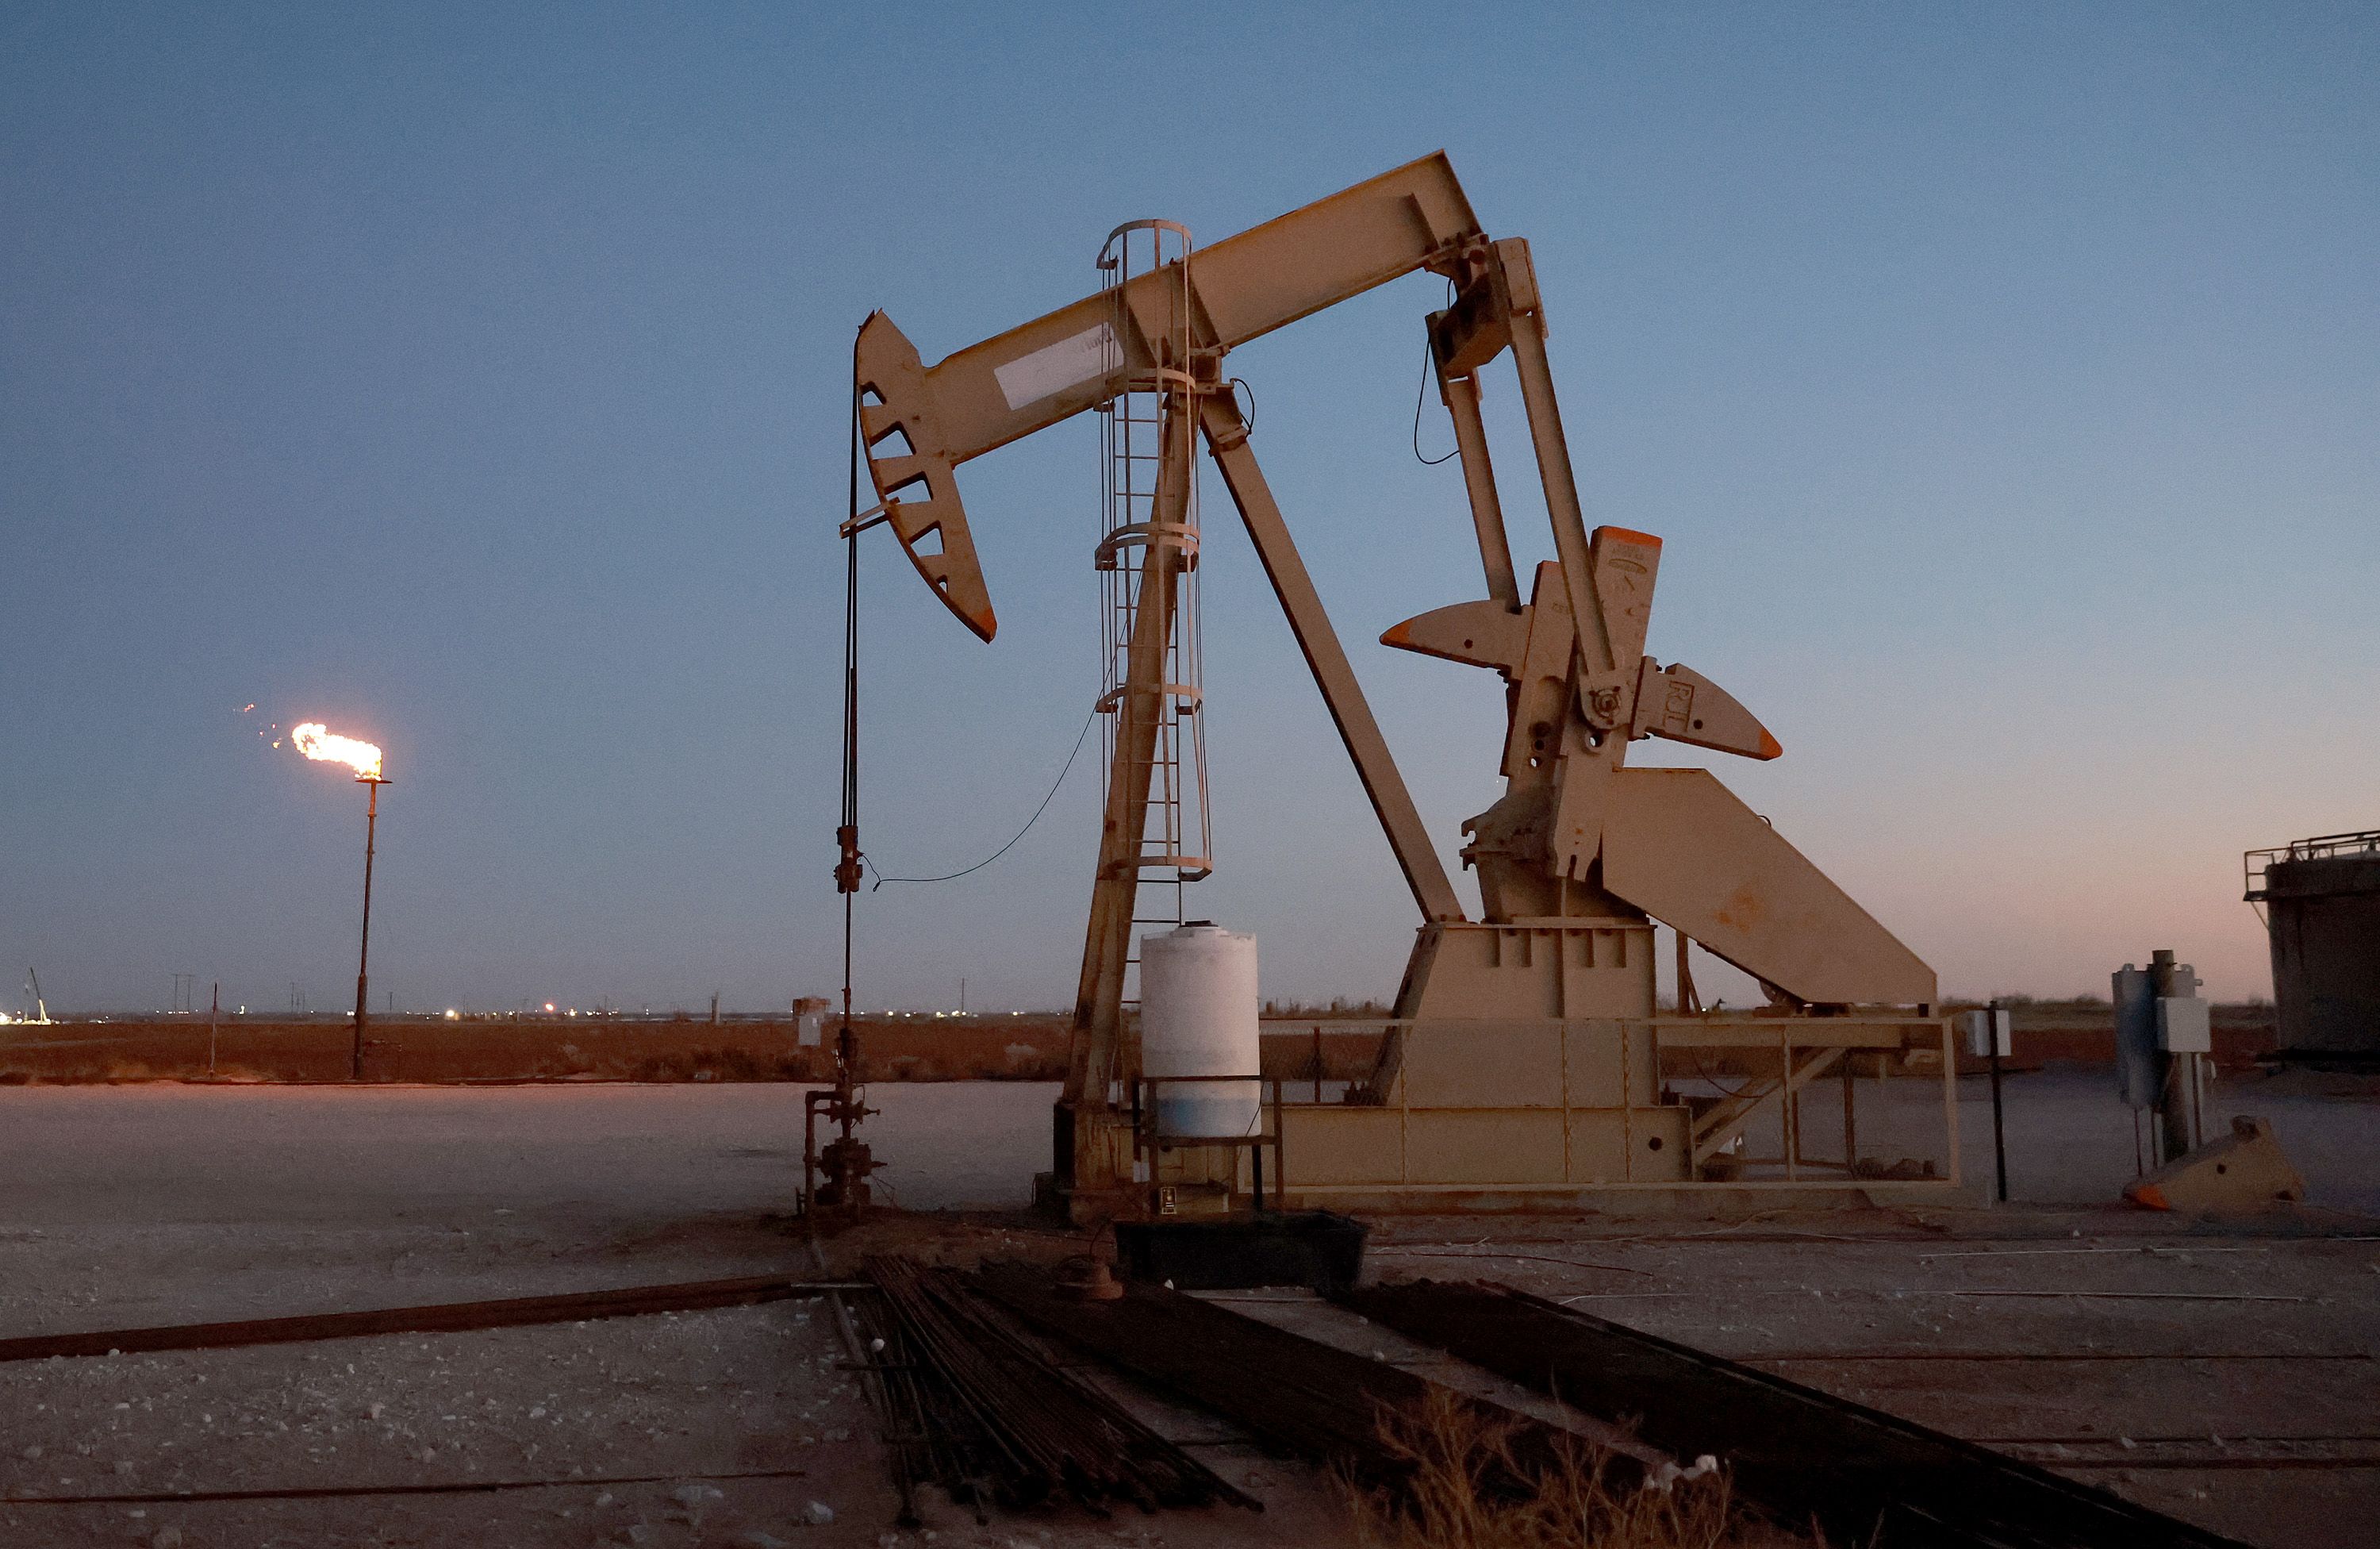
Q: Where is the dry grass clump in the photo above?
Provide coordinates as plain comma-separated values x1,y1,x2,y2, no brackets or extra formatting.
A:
1349,1392,1755,1549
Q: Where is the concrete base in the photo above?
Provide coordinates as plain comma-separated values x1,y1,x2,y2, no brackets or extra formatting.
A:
1276,1178,1971,1217
2124,1114,2307,1213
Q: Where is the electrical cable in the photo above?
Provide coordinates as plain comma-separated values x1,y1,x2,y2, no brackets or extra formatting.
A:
1688,1049,1751,1099
866,708,1099,886
1411,336,1460,466
1411,279,1460,465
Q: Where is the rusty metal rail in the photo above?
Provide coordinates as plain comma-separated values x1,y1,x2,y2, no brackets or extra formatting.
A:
2,1465,819,1508
1338,1279,2252,1549
864,1256,1256,1513
0,1274,841,1364
973,1263,1623,1500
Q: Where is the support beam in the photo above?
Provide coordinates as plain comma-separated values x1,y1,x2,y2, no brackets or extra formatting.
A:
1507,308,1636,729
1691,1046,1846,1167
1438,372,1520,610
1066,394,1192,1121
1199,395,1465,924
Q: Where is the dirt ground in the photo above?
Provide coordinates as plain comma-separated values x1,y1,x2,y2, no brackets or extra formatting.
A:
0,998,2274,1086
0,1016,1077,1086
0,1072,2372,1547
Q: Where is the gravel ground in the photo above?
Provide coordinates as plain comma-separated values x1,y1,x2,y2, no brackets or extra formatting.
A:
0,1084,1349,1548
0,1074,2372,1547
0,1302,892,1548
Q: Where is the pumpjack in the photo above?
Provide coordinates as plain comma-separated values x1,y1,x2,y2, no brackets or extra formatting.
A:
849,154,1956,1222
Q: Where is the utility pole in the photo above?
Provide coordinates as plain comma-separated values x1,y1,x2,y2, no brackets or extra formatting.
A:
209,982,220,1077
1964,1001,2012,1201
351,774,390,1080
1986,997,2009,1205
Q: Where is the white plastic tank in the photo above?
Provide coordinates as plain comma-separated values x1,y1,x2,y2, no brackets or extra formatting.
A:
1139,922,1261,1139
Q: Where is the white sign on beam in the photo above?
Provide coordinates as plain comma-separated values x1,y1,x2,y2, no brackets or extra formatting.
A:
1963,1008,2012,1059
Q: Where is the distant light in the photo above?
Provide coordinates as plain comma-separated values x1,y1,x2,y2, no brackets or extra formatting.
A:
566,1008,578,1017
443,1009,459,1020
544,1001,556,1013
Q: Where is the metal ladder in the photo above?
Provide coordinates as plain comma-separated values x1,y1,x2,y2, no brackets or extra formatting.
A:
1096,220,1212,1018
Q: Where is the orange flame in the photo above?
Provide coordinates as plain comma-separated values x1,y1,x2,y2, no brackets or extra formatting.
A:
291,722,383,780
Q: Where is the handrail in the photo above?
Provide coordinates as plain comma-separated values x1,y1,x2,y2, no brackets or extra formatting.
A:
2244,828,2380,900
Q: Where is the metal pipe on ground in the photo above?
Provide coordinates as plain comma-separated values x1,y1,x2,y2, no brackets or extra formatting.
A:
862,1255,1257,1514
0,1274,843,1364
972,1262,1622,1502
1337,1278,2251,1549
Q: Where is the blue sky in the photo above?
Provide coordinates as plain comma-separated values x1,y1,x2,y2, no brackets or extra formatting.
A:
3,3,2373,1014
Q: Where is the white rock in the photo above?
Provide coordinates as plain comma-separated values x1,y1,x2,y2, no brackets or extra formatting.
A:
803,1501,836,1525
151,1529,184,1549
736,1532,791,1549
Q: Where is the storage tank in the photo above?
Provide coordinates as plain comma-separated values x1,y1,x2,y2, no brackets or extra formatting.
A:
1140,923,1261,1138
2247,830,2380,1057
